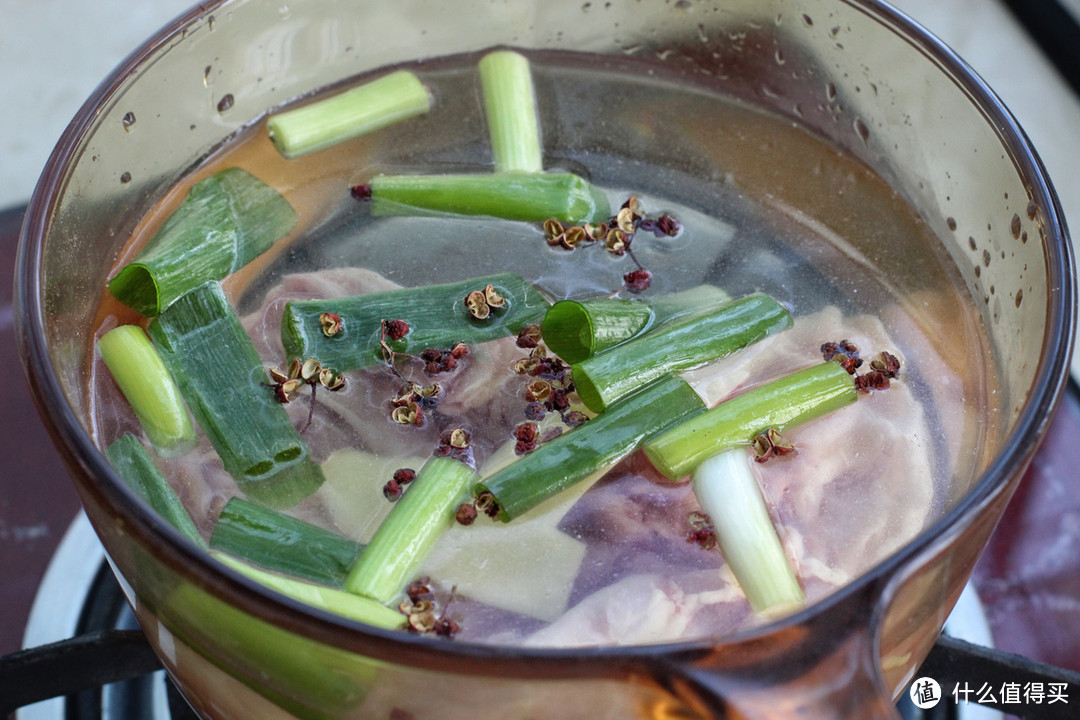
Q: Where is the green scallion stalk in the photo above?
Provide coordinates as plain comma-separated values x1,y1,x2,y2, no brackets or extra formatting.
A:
108,168,297,317
267,70,432,158
148,281,325,508
105,434,204,545
344,456,477,603
692,449,804,614
368,171,610,224
162,580,382,717
214,553,404,630
542,299,653,366
476,374,706,521
643,361,858,481
478,50,543,173
98,325,196,454
281,272,550,372
649,284,731,319
572,292,792,413
210,497,362,588
541,285,731,364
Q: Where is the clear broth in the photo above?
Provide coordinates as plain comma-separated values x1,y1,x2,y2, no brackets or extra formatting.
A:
90,51,994,646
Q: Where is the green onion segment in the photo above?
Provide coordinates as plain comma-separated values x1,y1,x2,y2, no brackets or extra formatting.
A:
643,361,858,481
215,553,404,630
98,325,196,453
108,168,297,317
478,50,543,173
267,69,432,158
105,434,204,545
345,457,476,604
542,284,731,365
368,172,610,224
210,497,362,588
281,272,550,372
692,449,804,614
477,374,706,521
542,299,654,366
572,292,792,413
148,281,325,508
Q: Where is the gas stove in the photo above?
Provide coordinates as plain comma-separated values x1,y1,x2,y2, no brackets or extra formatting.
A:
4,196,1080,717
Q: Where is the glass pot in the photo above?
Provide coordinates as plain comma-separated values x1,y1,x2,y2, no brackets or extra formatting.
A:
15,0,1075,718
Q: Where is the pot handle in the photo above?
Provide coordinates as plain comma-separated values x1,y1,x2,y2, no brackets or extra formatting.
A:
655,605,902,719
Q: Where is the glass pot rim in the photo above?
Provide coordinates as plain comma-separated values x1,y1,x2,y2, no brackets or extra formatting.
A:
15,0,1077,679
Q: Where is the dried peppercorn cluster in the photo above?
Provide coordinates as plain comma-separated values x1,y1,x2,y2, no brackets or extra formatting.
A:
266,356,346,431
542,196,682,294
821,339,901,393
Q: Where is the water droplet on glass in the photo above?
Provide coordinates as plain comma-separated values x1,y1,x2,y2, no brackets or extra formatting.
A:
853,116,869,143
122,112,136,132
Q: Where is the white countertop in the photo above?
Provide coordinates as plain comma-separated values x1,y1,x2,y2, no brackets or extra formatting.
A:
4,0,1078,372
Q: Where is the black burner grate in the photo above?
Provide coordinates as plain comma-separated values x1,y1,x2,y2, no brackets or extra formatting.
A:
3,561,1078,719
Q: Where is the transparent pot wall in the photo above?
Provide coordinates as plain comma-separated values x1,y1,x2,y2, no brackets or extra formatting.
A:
45,0,1044,485
26,0,1069,719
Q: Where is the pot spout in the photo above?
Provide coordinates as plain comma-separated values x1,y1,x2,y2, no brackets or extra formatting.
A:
655,594,900,720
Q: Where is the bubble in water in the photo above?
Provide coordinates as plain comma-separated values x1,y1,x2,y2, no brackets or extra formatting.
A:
122,112,136,132
217,94,235,113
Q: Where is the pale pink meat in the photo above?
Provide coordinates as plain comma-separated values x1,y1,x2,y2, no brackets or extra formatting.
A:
501,305,953,647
